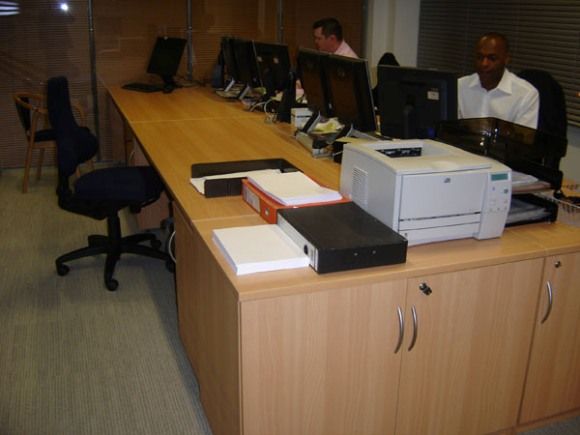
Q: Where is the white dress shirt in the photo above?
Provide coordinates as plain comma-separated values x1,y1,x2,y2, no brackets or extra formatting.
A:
334,40,358,59
458,69,539,129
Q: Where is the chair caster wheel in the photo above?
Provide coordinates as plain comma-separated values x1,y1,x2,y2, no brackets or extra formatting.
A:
105,279,119,291
166,260,175,273
151,239,162,250
56,263,70,276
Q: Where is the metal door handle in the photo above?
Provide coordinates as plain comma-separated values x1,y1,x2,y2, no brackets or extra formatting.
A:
408,305,418,351
394,306,404,353
540,281,554,324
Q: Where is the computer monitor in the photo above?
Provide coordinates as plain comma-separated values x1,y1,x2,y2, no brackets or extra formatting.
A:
146,36,187,91
253,41,291,97
220,36,240,85
378,65,458,139
231,38,261,89
296,48,332,118
325,54,377,133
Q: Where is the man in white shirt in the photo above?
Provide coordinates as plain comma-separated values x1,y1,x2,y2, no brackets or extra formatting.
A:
312,18,358,59
458,32,539,129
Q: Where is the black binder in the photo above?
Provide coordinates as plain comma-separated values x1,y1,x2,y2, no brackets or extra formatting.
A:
277,202,407,273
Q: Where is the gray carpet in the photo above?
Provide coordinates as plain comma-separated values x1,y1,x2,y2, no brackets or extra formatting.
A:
0,168,211,435
0,167,579,435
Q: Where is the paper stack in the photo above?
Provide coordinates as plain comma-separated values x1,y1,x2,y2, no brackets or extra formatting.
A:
246,171,342,206
212,224,310,275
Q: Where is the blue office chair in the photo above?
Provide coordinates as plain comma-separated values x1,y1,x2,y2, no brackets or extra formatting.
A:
47,76,170,291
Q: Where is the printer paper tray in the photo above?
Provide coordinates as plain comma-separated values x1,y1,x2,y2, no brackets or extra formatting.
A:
399,213,481,231
401,223,481,246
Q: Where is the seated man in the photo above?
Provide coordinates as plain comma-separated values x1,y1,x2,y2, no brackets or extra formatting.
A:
312,17,358,59
458,32,539,129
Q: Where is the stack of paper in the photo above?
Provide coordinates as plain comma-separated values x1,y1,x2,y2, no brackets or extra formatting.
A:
247,171,342,206
212,224,309,275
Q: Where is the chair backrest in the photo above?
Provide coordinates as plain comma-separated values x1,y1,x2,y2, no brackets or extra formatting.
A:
13,92,46,136
46,76,98,180
378,52,400,67
517,69,567,139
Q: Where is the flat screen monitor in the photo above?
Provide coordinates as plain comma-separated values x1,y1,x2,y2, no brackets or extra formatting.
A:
231,38,261,88
221,36,240,82
253,41,291,97
146,37,187,90
325,54,377,133
296,48,332,118
378,65,457,139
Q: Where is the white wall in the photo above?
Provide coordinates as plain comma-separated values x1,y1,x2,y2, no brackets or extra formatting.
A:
365,0,580,183
365,0,420,86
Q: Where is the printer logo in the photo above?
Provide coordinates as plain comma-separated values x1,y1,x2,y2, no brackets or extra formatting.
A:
444,177,451,183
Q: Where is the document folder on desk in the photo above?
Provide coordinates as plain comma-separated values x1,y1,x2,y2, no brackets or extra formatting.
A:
277,202,407,273
191,158,298,197
242,178,349,224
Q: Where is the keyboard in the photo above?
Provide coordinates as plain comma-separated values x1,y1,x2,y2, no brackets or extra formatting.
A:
122,82,163,93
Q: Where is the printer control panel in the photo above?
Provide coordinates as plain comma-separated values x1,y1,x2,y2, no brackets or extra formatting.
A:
477,171,511,239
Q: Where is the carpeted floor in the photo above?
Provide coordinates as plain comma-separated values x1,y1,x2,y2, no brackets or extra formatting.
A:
0,167,578,435
0,168,211,435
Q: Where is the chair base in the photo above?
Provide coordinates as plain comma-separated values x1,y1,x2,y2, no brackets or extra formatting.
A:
55,214,171,291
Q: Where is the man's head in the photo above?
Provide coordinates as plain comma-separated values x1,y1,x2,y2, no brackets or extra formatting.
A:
474,32,510,91
313,18,343,53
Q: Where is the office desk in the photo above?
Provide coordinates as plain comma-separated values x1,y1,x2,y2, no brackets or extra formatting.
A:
108,85,580,435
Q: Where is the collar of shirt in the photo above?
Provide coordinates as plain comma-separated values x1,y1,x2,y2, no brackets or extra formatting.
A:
468,69,513,95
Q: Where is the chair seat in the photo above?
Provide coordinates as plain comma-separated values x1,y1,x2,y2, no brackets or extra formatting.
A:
75,166,163,202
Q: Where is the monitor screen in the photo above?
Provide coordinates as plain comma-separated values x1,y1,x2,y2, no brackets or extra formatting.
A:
378,65,457,139
296,48,332,118
146,37,187,88
325,54,376,133
221,36,240,82
253,41,291,97
231,38,261,88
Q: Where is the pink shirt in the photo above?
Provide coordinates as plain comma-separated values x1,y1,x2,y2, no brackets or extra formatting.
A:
334,40,358,58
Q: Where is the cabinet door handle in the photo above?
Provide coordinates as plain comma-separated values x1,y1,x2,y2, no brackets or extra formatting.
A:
408,305,418,351
168,230,176,263
394,306,404,354
540,281,554,324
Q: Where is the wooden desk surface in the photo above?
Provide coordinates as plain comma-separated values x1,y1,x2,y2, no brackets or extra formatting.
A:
108,85,259,123
109,85,580,300
130,116,341,222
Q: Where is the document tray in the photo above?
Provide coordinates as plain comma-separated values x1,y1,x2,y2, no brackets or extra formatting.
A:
191,158,299,198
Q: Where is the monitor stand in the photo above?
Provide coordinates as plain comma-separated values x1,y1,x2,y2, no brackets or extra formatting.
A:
294,111,337,158
160,75,182,93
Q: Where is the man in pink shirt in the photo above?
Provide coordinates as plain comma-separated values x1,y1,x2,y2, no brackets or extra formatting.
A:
312,18,358,58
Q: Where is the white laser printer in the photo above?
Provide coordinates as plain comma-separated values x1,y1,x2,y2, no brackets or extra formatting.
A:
339,139,512,246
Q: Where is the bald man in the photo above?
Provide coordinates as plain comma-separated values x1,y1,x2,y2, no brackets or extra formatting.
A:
458,32,539,129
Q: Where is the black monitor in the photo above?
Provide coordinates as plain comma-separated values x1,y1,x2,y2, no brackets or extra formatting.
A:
220,36,240,83
146,36,187,91
296,48,332,118
325,54,377,133
253,41,291,97
378,65,457,139
231,38,261,89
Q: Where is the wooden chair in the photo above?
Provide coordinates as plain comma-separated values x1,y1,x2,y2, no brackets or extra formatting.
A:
13,92,93,193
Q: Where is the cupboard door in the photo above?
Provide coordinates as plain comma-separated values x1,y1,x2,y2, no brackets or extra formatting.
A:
397,259,542,435
241,280,406,435
174,206,241,435
520,252,580,423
